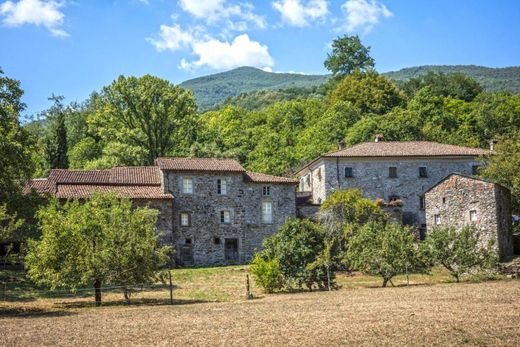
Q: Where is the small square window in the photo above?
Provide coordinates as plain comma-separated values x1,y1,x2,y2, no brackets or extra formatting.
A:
214,237,221,245
389,167,397,178
345,167,353,178
470,210,478,222
185,238,192,245
180,213,191,227
472,165,480,175
182,178,193,194
220,210,231,224
419,167,428,178
263,186,271,196
217,179,227,195
434,214,442,225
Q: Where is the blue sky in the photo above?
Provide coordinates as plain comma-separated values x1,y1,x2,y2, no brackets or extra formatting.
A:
1,0,519,116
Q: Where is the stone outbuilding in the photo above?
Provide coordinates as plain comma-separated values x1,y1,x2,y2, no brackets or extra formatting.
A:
424,173,514,260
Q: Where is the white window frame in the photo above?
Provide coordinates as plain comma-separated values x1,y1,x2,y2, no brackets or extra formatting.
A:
434,214,442,225
217,179,227,195
470,210,478,222
263,186,271,196
262,201,273,224
220,210,231,224
182,178,193,194
180,212,190,227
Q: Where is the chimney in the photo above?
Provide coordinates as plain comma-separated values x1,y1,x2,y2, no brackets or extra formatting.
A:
338,139,346,150
489,139,498,151
374,134,384,142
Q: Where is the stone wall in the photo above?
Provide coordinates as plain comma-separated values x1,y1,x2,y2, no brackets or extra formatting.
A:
133,199,174,246
424,174,513,260
300,157,481,226
163,171,296,266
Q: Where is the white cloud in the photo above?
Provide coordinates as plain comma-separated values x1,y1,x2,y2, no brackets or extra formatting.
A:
146,23,194,51
183,34,274,70
272,0,328,27
341,0,392,33
178,0,265,29
0,0,67,37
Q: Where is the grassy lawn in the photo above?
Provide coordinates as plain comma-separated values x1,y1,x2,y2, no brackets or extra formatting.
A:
1,266,519,346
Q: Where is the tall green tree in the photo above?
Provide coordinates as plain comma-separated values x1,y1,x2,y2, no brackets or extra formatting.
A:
89,75,197,166
401,72,483,101
324,35,375,79
45,95,69,169
26,194,172,305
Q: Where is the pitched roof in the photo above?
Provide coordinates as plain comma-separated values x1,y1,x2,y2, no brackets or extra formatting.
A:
55,185,172,200
424,173,508,194
243,171,298,184
324,141,490,158
155,157,246,172
22,179,55,195
48,167,162,186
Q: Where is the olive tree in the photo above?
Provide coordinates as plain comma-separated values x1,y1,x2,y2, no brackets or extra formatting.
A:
26,193,172,305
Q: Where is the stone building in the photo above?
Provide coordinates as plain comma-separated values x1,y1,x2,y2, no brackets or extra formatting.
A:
296,137,490,229
424,173,513,260
26,158,297,266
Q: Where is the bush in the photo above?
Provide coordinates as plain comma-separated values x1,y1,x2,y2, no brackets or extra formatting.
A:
345,221,426,287
250,255,284,293
423,226,498,282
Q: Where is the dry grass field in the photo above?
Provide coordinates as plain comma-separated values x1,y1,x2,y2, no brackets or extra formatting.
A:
1,266,520,346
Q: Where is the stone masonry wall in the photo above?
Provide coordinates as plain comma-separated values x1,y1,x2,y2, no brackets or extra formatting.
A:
424,175,513,260
163,171,296,266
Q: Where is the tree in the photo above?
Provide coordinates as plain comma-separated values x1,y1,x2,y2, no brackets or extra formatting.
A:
45,95,68,169
345,221,425,287
249,255,284,293
423,226,497,282
401,72,483,101
26,194,172,305
88,75,197,166
0,204,23,244
324,35,375,79
327,71,405,115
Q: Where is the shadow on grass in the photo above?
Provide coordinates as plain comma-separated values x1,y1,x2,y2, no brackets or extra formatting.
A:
56,297,209,309
0,306,76,318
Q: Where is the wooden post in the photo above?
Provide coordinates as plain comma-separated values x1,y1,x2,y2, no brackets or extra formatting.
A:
169,270,173,305
326,265,331,291
246,274,253,300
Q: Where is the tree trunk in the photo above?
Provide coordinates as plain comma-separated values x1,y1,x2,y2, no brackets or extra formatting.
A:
94,279,102,306
382,277,389,287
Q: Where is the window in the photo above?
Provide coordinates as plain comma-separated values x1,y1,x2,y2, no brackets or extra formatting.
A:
180,212,191,227
317,168,322,181
419,195,425,210
263,186,271,196
470,210,478,222
434,214,442,225
442,197,446,204
389,167,397,178
182,178,193,194
306,175,311,185
214,237,221,245
389,195,400,202
262,201,273,224
185,238,192,245
419,167,428,178
217,179,227,195
344,167,353,178
220,210,231,224
472,165,480,175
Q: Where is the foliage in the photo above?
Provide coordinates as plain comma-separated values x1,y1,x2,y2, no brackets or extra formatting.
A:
422,226,498,282
327,71,406,115
259,218,330,290
0,203,23,244
25,194,172,305
88,75,197,166
401,71,483,101
345,222,426,287
249,255,284,293
324,35,375,79
45,95,69,169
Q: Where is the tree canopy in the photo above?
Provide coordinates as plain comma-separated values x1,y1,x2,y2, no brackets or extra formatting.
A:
324,35,375,78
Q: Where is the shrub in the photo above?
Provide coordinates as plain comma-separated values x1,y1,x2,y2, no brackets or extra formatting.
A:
250,255,284,293
423,226,498,282
345,221,426,287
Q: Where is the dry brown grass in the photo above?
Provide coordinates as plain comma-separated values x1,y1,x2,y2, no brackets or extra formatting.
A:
1,267,519,346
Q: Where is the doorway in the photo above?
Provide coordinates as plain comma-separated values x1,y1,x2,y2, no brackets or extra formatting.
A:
224,238,239,263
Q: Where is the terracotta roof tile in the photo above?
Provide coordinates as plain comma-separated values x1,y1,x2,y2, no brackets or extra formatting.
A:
55,185,172,200
155,157,246,172
48,169,111,184
23,179,55,195
243,171,298,184
109,166,161,185
324,141,490,158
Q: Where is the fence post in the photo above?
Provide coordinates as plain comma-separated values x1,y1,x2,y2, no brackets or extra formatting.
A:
246,274,253,300
326,265,331,291
169,270,173,305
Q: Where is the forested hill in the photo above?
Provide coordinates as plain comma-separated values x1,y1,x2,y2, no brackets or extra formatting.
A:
383,65,520,94
180,65,520,111
179,67,329,111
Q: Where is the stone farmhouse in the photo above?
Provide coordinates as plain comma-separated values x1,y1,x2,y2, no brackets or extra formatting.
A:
425,173,513,260
26,158,297,266
295,136,491,236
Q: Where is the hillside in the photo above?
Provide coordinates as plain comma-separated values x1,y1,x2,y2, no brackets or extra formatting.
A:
179,67,329,111
383,65,520,94
180,65,520,112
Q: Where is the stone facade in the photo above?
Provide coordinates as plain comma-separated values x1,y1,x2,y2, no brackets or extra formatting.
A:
424,174,513,260
162,171,296,266
298,156,481,226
